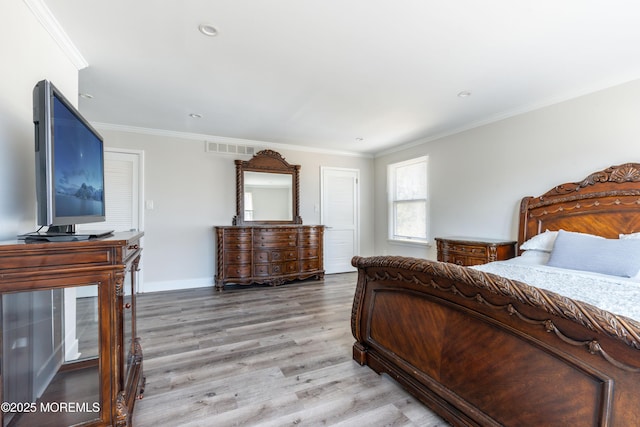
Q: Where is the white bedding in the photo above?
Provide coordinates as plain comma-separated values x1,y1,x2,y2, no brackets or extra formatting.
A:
471,254,640,322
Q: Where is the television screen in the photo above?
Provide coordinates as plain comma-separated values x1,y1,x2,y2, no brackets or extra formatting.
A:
34,80,107,231
52,94,105,219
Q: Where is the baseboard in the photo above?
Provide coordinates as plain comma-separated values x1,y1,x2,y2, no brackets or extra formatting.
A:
140,277,213,293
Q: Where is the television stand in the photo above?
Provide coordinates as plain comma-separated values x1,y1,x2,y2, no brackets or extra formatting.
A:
0,231,144,426
25,234,92,242
18,230,114,242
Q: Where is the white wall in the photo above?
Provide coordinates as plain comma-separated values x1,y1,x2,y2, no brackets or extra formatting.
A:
0,1,79,240
100,129,375,292
374,78,640,260
7,0,639,290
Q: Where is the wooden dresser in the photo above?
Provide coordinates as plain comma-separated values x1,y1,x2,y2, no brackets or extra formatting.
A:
435,236,516,266
215,225,324,289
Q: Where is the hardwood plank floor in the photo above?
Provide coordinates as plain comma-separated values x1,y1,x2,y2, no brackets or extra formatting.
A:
132,273,447,427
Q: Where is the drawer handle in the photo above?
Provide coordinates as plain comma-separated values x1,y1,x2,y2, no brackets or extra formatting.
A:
128,244,139,250
125,303,131,309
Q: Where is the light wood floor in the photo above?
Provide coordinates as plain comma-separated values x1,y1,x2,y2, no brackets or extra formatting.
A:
132,273,447,427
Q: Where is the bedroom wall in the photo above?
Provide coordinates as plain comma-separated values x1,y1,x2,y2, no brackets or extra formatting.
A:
100,128,374,292
374,78,640,260
0,1,79,240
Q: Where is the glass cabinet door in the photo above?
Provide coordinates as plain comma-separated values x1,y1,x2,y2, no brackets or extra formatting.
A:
1,284,102,427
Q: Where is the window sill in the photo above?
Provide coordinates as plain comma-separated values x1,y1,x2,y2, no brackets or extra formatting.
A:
388,238,431,248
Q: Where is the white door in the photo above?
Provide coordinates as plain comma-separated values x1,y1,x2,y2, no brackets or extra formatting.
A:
321,167,359,274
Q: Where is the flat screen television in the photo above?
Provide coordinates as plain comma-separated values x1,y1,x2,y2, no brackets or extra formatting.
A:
29,79,112,240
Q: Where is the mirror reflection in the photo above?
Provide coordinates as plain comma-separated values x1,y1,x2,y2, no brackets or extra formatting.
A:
244,171,293,221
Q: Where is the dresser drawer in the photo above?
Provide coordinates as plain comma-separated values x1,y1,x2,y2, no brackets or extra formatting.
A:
224,264,251,278
254,261,299,276
300,259,320,271
254,229,296,239
224,229,252,241
255,249,298,262
254,264,270,276
299,248,319,259
225,250,251,264
298,234,319,247
255,239,297,249
224,240,252,251
284,261,299,273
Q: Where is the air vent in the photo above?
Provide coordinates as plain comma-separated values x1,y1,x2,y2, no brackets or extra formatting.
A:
205,141,258,156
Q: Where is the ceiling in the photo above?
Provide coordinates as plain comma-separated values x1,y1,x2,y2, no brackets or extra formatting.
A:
42,0,640,156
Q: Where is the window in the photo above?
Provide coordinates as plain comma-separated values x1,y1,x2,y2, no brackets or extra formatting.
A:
244,192,254,220
388,156,428,243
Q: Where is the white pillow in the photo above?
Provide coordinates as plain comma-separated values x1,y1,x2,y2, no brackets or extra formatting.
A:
547,230,640,277
620,232,640,240
516,250,551,265
520,230,558,252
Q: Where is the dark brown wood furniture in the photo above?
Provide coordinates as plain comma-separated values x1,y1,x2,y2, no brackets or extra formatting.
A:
0,231,144,427
215,225,324,289
435,237,516,266
233,149,302,226
216,149,324,289
351,163,640,426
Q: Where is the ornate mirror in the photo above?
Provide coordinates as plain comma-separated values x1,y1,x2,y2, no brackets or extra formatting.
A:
233,150,302,225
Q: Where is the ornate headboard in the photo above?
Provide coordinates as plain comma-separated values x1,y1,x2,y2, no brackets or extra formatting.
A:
518,163,640,249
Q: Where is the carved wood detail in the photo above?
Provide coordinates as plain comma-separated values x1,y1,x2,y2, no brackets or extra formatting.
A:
352,256,640,353
215,225,324,289
353,164,640,426
518,163,640,248
541,163,640,198
232,149,302,225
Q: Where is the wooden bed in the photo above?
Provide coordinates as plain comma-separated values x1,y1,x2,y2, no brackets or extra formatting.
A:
351,163,640,426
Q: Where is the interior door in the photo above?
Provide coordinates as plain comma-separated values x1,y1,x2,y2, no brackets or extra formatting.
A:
321,167,359,274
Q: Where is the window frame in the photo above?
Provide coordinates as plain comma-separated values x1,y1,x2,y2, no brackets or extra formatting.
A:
387,156,429,245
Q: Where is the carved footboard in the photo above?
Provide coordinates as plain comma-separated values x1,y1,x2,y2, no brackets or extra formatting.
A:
351,256,640,427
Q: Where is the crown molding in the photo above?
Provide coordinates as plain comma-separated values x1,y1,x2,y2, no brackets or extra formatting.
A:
24,0,88,70
92,122,372,158
375,76,640,158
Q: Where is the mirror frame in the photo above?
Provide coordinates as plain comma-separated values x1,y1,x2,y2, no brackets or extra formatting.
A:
233,149,302,225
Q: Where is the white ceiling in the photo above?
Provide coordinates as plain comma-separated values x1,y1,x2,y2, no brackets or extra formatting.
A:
42,0,640,156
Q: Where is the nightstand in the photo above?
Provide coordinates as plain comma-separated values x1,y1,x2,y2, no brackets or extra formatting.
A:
435,237,516,266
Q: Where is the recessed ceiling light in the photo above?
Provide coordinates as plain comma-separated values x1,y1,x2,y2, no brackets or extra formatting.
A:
198,24,218,37
457,90,472,98
79,93,94,99
189,113,203,119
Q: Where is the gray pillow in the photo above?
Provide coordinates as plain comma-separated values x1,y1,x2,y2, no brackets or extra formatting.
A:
547,230,640,277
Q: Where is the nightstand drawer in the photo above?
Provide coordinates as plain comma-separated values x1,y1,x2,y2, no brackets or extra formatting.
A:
436,237,516,267
443,243,487,256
